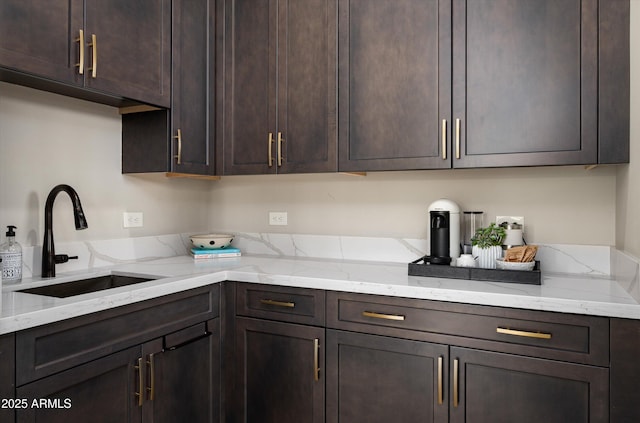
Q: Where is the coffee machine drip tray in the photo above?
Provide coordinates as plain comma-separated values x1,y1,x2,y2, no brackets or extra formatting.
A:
424,255,452,265
409,256,541,285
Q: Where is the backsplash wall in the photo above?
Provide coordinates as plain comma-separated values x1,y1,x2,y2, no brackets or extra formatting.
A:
207,167,617,246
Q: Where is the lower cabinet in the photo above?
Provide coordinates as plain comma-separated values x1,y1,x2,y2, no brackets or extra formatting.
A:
231,282,326,423
325,290,611,423
326,330,448,423
326,330,608,423
16,345,143,423
0,333,16,423
235,317,324,423
146,320,220,423
450,346,609,423
13,285,220,423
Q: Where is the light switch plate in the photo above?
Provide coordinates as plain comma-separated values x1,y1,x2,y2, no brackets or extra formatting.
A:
123,212,143,228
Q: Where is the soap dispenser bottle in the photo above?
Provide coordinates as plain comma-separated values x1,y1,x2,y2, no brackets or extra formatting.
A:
0,225,22,282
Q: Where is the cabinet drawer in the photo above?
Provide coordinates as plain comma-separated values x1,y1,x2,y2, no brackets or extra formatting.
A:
236,283,325,326
327,291,608,366
16,285,219,385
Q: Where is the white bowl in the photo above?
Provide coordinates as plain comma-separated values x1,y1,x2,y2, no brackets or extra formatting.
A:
495,258,535,271
190,234,234,250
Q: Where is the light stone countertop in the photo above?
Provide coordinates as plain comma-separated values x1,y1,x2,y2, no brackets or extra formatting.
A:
1,253,639,335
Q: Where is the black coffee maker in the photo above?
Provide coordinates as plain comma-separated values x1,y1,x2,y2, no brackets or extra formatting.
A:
425,199,461,265
427,210,451,265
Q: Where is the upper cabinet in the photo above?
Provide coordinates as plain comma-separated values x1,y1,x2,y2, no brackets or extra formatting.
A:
122,0,218,176
222,0,338,175
0,0,170,107
453,0,596,168
338,0,629,172
338,0,451,172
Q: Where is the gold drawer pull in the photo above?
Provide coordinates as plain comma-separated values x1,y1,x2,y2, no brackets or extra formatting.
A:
277,132,284,167
496,327,552,340
260,299,295,308
455,118,461,159
362,311,406,321
146,353,155,401
313,338,320,381
437,356,443,405
88,33,97,78
268,132,274,167
173,129,182,164
134,357,144,406
441,119,447,160
453,358,459,407
75,29,85,75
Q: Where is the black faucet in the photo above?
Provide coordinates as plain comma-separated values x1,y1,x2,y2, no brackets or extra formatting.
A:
41,184,88,278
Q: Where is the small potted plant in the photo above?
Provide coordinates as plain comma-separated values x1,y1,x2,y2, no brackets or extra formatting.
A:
471,223,506,269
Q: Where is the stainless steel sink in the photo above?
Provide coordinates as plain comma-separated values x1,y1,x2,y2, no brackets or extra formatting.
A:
17,274,155,298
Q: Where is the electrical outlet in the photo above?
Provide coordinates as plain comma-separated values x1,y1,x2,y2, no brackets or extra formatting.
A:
269,211,288,226
123,212,143,228
495,215,525,231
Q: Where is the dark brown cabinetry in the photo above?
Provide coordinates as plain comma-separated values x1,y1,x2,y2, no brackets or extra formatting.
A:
0,333,15,423
326,290,611,422
0,0,170,107
338,0,451,172
122,0,218,176
222,0,337,175
450,347,608,423
338,0,629,171
14,285,220,423
232,283,325,423
326,330,449,423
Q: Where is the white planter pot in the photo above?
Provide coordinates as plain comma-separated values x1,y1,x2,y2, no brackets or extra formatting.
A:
472,245,503,269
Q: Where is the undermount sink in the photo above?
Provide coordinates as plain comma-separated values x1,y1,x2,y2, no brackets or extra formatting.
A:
17,274,155,298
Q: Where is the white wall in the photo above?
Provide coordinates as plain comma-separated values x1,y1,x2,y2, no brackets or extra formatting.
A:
616,1,640,258
0,82,212,246
208,166,617,245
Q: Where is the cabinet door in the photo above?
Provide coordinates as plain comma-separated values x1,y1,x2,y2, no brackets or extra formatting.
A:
338,0,451,172
452,0,597,167
0,0,83,84
0,334,15,423
277,0,337,173
235,317,324,423
84,0,170,107
171,0,216,174
326,330,448,423
223,0,278,175
149,320,220,423
16,346,142,423
450,347,608,423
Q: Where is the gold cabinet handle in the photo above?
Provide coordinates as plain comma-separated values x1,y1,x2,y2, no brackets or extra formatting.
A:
146,353,155,401
496,327,552,340
437,356,443,405
313,338,320,381
455,118,461,159
260,298,295,308
441,119,447,160
362,311,406,321
453,358,459,408
277,132,284,167
173,129,182,164
87,34,97,78
134,357,144,406
268,132,274,167
75,29,85,75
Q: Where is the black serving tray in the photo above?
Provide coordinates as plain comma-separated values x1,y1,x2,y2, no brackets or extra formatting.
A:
408,256,541,285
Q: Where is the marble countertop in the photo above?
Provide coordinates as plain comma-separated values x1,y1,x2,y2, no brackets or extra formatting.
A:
2,254,639,335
